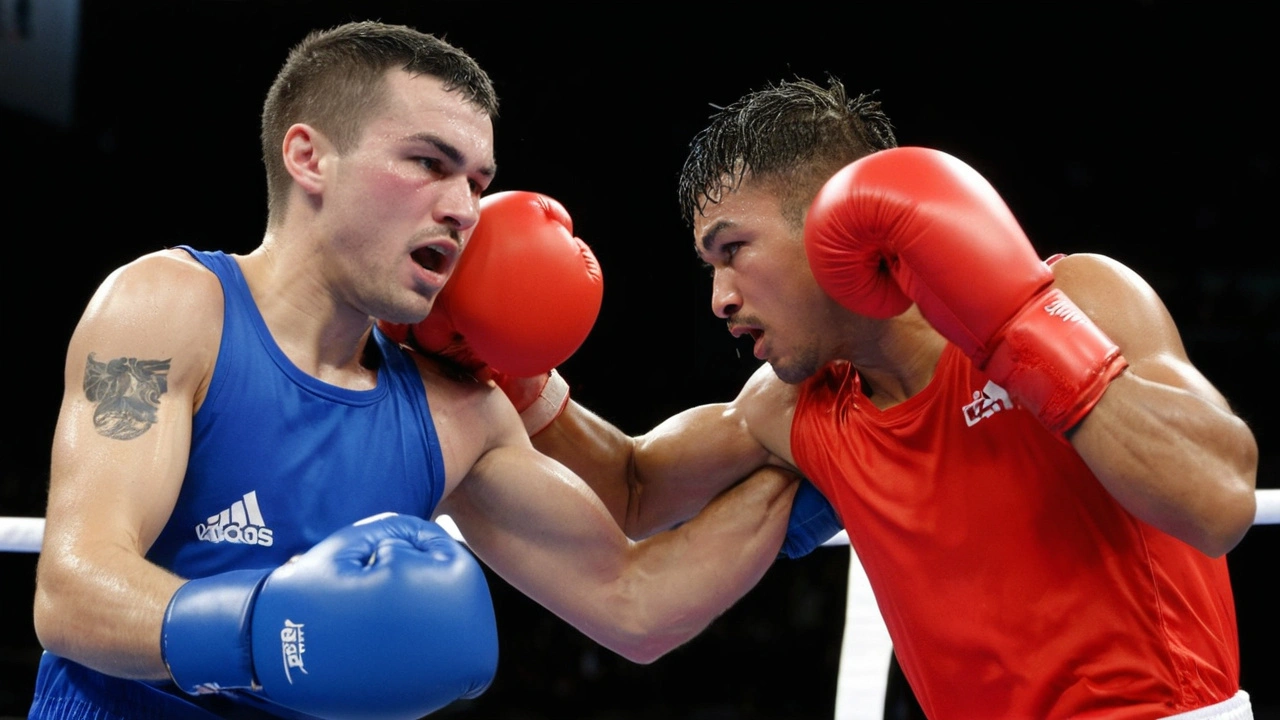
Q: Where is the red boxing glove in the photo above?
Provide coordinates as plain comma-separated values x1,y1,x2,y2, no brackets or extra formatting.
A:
436,191,603,378
379,191,601,434
804,146,1127,434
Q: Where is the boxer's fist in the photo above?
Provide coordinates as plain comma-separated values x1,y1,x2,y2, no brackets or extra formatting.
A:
162,513,498,720
393,190,603,378
804,147,1127,434
780,479,843,559
380,191,600,434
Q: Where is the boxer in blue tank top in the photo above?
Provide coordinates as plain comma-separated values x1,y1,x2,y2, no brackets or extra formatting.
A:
30,20,809,720
31,246,448,718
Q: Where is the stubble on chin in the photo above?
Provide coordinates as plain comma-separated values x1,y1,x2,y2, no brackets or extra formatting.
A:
770,347,822,385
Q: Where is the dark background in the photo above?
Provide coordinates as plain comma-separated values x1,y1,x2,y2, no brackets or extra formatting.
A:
2,1,1275,718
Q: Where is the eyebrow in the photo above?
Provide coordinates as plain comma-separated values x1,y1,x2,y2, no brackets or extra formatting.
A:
698,219,734,254
409,132,498,181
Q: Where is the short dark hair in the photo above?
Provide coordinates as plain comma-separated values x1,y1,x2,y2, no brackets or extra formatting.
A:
678,75,897,228
260,21,499,223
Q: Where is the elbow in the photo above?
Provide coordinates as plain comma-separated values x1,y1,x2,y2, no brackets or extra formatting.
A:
1163,430,1259,558
31,549,89,659
594,603,701,665
1205,441,1261,557
32,575,72,657
32,594,55,653
608,632,683,666
1196,530,1247,561
1181,473,1257,558
1200,485,1257,558
613,643,663,666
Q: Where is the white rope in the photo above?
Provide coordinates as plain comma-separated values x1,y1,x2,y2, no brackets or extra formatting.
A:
835,548,893,720
0,516,46,554
1,489,1277,553
1256,487,1280,526
0,514,471,553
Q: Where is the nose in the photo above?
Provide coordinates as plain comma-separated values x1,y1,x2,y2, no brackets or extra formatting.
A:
435,176,481,232
711,269,741,320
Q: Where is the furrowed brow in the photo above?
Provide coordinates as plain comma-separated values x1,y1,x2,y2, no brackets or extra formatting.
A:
411,133,497,180
699,219,733,254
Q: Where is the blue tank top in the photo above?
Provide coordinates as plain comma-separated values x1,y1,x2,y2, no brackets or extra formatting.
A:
30,247,447,719
146,247,446,572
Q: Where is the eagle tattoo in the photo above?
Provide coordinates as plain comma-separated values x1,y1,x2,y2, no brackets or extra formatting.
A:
83,353,172,440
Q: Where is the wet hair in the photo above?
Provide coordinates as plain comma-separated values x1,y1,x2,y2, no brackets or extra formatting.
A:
678,75,897,228
260,21,499,223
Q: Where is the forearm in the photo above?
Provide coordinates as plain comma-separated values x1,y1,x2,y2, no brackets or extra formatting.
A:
1070,372,1258,556
604,466,797,663
451,442,795,666
33,541,182,679
36,419,190,680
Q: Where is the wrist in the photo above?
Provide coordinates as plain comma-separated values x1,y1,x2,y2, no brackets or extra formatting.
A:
162,568,271,694
519,368,570,436
984,288,1127,434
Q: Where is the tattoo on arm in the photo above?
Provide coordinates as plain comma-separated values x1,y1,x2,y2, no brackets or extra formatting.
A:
83,353,172,440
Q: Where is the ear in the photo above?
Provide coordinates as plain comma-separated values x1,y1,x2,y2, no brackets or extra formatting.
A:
281,123,330,195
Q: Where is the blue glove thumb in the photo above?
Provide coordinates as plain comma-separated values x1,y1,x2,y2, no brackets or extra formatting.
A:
780,479,842,559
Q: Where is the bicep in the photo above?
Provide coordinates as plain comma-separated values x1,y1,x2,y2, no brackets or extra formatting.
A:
47,376,193,560
628,400,778,534
440,444,630,619
532,367,785,538
44,254,217,559
631,363,796,529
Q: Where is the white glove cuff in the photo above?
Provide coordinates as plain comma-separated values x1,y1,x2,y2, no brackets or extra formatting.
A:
521,369,569,436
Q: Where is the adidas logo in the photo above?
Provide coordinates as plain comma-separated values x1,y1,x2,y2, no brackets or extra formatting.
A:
962,381,1014,427
195,491,275,546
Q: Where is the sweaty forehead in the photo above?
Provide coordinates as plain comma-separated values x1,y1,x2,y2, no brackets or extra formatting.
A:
693,181,786,250
380,72,494,145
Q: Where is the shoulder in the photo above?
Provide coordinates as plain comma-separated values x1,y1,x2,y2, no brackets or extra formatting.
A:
1048,253,1161,306
91,249,223,319
404,350,535,500
1049,252,1187,361
402,349,495,418
69,249,226,397
403,350,529,457
734,362,801,459
739,361,799,404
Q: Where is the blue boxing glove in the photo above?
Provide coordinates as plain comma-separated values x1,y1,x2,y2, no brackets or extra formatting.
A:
780,479,843,559
162,513,498,720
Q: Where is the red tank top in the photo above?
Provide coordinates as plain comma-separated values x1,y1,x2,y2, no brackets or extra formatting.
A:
791,345,1239,719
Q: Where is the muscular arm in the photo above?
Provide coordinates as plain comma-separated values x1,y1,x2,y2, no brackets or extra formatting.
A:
433,378,799,664
33,251,218,679
528,363,796,538
1055,254,1258,556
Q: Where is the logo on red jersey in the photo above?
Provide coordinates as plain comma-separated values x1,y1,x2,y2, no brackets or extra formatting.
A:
962,381,1014,427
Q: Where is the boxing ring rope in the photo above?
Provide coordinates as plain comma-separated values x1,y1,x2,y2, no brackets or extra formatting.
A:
3,490,1277,720
3,489,1276,552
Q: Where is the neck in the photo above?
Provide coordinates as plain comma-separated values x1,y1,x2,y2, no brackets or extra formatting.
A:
843,307,946,409
236,236,379,390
